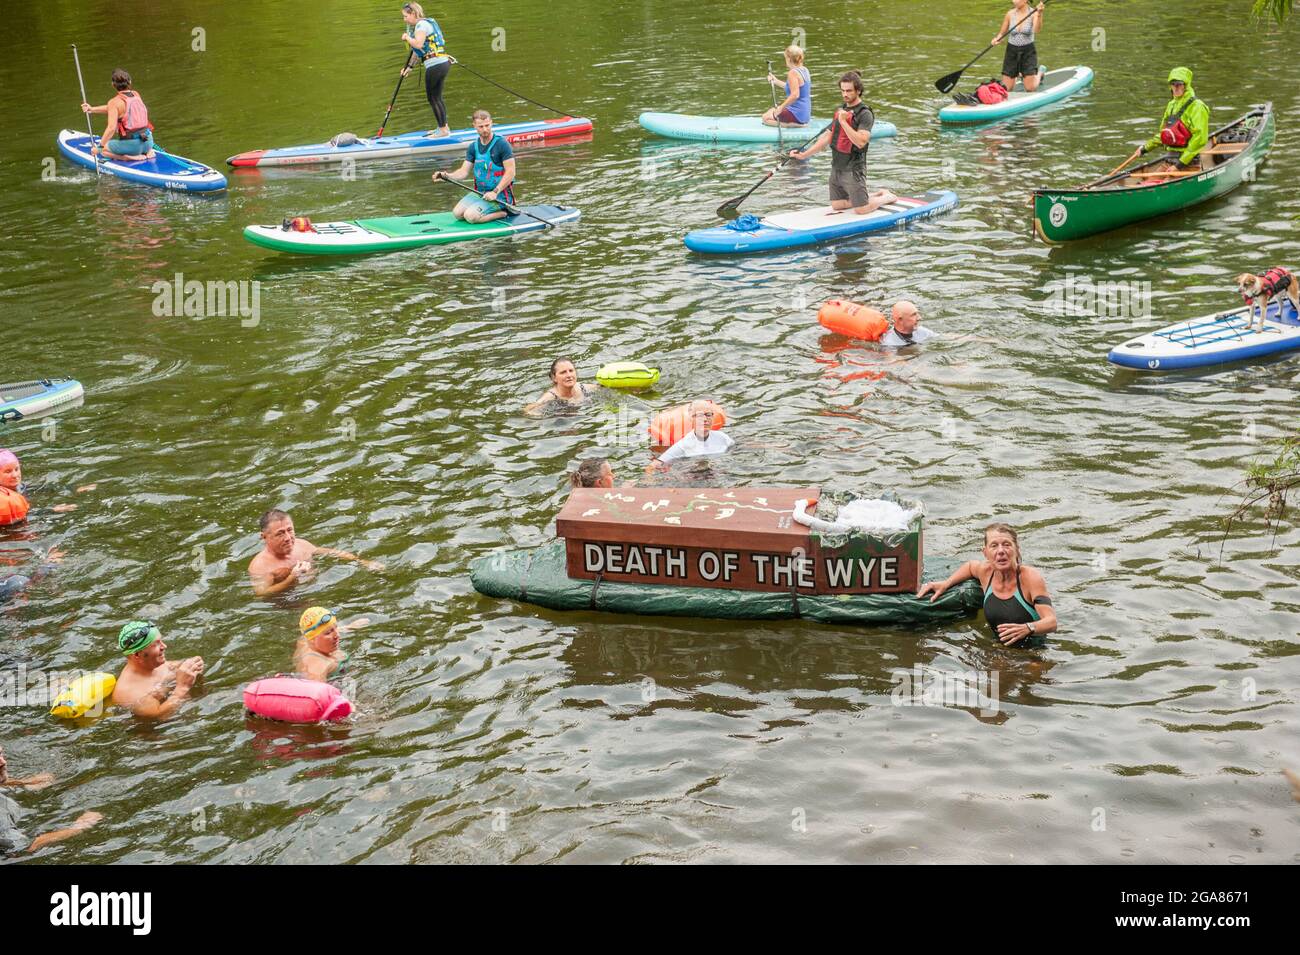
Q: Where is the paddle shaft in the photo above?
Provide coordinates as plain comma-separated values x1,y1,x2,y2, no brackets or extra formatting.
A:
436,173,562,227
768,60,783,151
71,44,99,174
376,52,416,137
935,1,1047,93
716,119,835,216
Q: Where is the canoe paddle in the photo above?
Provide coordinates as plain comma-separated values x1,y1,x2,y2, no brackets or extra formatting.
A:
934,1,1049,94
376,52,416,138
716,119,834,219
71,44,100,175
434,173,565,227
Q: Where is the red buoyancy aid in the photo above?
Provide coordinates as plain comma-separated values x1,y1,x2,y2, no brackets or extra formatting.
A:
975,80,1009,105
114,90,153,137
1159,98,1200,148
0,486,30,525
1245,267,1293,303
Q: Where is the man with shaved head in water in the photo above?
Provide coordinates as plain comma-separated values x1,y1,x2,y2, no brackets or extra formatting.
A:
248,509,384,597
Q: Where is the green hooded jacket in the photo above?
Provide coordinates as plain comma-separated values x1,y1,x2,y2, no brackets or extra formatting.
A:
1142,67,1210,166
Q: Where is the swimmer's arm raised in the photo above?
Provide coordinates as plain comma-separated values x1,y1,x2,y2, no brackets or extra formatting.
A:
250,565,299,597
129,660,202,719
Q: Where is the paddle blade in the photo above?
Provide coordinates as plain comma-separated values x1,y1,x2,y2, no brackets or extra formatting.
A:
935,70,963,94
716,197,744,219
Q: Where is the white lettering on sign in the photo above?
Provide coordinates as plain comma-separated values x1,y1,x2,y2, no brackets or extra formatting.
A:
823,555,900,588
751,553,771,583
879,557,897,587
698,551,720,581
583,543,689,579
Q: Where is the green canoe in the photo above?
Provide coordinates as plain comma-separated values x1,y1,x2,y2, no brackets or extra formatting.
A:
1032,103,1274,244
469,541,983,627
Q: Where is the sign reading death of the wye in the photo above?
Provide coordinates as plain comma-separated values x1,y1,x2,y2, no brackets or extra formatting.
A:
556,487,922,594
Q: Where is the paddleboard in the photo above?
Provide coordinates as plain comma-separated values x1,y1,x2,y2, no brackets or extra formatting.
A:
227,116,594,167
1108,298,1300,371
244,205,580,255
638,112,897,143
1,378,85,422
939,66,1093,124
57,129,226,192
684,190,958,254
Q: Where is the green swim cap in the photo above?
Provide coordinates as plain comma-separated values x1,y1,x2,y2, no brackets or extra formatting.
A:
1167,67,1192,86
118,620,161,655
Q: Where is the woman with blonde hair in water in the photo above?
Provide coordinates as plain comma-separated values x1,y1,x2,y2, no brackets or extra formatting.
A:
918,522,1057,645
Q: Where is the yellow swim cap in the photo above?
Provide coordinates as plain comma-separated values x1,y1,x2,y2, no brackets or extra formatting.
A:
299,607,336,639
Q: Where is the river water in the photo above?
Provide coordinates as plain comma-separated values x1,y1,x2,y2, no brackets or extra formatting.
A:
2,0,1297,863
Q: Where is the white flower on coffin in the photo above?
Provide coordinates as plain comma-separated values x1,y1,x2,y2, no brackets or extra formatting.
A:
716,508,735,520
663,516,682,525
582,509,601,517
643,499,670,512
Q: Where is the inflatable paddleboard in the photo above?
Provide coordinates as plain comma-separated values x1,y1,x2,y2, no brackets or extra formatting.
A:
244,205,580,255
227,116,594,167
1108,298,1300,371
939,66,1093,124
684,190,958,254
638,112,897,143
57,129,227,192
1,378,84,422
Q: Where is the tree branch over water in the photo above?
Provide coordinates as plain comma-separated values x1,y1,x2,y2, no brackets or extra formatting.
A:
1252,0,1294,24
1225,437,1300,548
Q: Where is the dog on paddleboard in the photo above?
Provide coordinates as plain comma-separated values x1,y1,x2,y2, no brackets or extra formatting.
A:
1235,267,1299,333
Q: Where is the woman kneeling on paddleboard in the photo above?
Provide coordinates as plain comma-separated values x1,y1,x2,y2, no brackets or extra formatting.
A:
433,110,516,223
918,523,1057,646
399,2,452,138
993,0,1045,93
762,45,811,127
81,69,155,161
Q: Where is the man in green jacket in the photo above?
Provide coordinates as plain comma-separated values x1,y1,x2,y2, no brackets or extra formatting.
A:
1139,67,1210,170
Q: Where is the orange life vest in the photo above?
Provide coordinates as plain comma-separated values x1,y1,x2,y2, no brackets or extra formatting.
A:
0,486,30,525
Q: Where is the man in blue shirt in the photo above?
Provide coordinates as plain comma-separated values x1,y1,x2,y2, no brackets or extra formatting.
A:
433,110,516,224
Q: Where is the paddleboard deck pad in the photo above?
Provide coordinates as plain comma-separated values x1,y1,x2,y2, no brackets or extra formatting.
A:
638,112,897,143
470,541,981,626
227,116,594,167
1108,298,1300,371
684,190,958,254
1,378,85,422
243,205,580,255
57,129,227,192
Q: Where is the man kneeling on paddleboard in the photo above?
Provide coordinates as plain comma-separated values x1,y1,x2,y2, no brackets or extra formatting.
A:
81,69,155,161
433,110,516,224
788,71,895,215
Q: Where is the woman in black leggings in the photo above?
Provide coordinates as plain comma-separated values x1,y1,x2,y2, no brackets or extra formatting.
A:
399,3,451,137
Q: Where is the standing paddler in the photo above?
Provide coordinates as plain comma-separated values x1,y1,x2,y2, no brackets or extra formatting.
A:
399,3,452,138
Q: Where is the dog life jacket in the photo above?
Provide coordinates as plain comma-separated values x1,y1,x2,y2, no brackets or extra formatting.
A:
1245,267,1293,303
113,90,153,138
1160,98,1201,148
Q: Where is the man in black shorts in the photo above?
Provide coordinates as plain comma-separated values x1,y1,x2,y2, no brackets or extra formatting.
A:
789,71,896,215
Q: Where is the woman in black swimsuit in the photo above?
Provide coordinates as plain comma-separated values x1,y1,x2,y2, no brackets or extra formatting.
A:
524,358,594,414
918,522,1057,645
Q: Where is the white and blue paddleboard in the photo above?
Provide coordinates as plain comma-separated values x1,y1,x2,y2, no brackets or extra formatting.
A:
1108,299,1300,371
1,378,84,422
939,66,1093,125
684,190,958,254
639,112,897,144
227,116,593,167
57,129,226,192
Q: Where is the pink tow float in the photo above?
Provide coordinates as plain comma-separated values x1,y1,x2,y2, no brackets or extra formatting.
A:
243,677,352,723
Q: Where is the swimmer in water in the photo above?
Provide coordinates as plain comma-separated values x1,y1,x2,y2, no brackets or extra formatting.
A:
650,401,733,472
525,358,595,415
0,448,94,523
294,606,369,682
111,620,206,719
917,522,1057,646
569,457,616,488
248,509,385,597
0,745,102,855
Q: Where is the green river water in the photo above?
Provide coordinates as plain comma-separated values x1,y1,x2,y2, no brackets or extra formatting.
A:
2,0,1298,863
